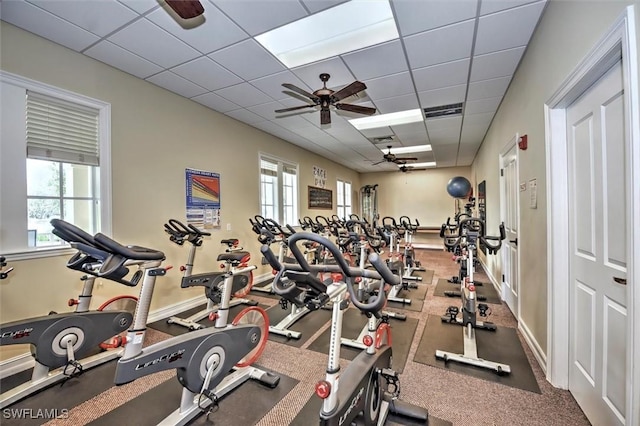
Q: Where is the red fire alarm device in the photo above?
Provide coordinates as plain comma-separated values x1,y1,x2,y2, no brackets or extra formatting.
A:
518,134,528,150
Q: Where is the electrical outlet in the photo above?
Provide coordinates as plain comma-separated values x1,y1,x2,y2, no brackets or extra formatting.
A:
226,223,231,231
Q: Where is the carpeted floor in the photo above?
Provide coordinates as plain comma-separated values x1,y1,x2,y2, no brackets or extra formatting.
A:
6,249,590,426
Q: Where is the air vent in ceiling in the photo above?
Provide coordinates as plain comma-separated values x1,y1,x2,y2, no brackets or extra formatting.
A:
372,136,395,144
423,103,463,119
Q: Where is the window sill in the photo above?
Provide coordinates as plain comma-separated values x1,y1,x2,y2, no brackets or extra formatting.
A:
3,246,75,261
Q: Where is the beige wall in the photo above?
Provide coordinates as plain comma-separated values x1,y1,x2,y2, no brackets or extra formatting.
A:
360,166,472,228
472,0,640,356
0,22,360,360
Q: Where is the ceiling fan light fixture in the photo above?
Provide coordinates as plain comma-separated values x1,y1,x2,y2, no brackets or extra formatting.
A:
349,108,423,130
255,0,398,68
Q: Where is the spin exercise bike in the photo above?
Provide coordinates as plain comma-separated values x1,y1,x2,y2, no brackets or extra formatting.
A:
163,219,257,330
379,216,419,305
0,220,138,408
399,216,426,277
262,231,428,425
435,217,510,375
82,230,279,425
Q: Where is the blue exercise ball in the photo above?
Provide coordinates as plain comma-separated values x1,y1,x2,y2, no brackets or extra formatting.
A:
447,176,472,199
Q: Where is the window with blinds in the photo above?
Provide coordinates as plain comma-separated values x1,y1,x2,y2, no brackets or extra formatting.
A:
25,91,101,247
337,179,352,220
259,155,298,225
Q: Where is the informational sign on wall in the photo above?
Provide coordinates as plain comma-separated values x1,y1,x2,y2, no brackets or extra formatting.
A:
185,168,220,229
313,165,326,188
529,178,537,209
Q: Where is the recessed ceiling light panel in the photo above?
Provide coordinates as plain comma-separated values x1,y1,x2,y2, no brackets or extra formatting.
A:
349,108,423,130
387,144,432,154
256,0,399,69
400,162,437,168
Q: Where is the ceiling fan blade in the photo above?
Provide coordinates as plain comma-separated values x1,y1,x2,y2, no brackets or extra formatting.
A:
275,105,316,113
331,81,367,101
282,83,319,101
165,0,204,19
320,109,331,125
335,103,376,115
371,160,385,165
395,157,418,162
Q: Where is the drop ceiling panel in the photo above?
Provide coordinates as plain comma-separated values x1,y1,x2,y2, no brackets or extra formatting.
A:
480,0,541,15
467,76,511,100
396,133,429,145
359,127,395,139
475,1,546,55
225,108,266,125
392,122,428,137
374,93,420,114
146,4,248,54
247,101,285,121
146,71,208,98
214,83,273,107
426,116,463,131
108,19,200,68
412,59,471,92
460,124,489,144
172,57,243,91
464,112,494,127
341,40,408,81
85,40,162,79
117,0,157,14
208,39,285,81
464,96,501,114
392,0,478,36
364,72,415,100
30,0,139,37
470,46,525,82
211,0,308,36
292,58,355,90
191,92,240,112
417,84,467,108
404,20,475,69
250,71,312,101
1,1,100,51
300,0,349,14
428,126,461,145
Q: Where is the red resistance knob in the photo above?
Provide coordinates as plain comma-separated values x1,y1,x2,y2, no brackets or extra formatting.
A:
179,265,187,272
68,299,79,307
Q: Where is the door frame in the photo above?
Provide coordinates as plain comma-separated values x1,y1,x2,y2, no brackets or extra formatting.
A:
544,6,639,425
499,134,521,320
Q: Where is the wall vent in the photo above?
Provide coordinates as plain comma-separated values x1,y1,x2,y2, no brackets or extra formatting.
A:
423,103,463,119
372,136,395,144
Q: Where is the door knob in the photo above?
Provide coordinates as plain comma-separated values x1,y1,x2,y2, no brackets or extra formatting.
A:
510,238,518,246
613,277,627,285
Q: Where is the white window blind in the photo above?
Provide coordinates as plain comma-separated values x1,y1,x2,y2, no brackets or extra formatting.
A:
26,91,100,166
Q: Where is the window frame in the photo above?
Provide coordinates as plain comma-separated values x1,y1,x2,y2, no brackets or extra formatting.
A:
336,178,352,220
258,153,299,226
0,71,111,260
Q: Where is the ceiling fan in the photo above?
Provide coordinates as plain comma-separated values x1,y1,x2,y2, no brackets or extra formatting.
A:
275,73,376,125
372,146,418,166
165,0,205,19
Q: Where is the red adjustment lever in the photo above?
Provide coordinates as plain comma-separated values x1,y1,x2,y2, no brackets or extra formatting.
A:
179,265,186,272
272,269,278,275
68,299,79,307
100,335,126,350
331,272,343,283
164,266,173,271
220,264,225,269
468,285,476,292
208,312,219,322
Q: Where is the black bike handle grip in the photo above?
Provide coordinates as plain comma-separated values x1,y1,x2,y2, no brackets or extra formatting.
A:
368,253,400,286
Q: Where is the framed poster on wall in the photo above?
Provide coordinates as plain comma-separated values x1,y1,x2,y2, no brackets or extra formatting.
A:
308,186,332,209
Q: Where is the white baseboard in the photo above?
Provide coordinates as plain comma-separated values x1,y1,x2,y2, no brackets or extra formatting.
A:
252,273,273,286
413,243,444,250
478,257,503,297
519,319,547,374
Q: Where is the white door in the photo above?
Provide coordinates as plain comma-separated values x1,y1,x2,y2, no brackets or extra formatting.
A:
567,60,627,426
500,142,519,317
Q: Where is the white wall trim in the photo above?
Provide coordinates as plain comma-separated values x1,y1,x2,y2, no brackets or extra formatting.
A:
478,256,502,297
545,7,639,425
519,319,547,375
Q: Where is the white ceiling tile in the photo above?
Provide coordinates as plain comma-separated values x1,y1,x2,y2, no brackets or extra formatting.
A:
392,0,478,36
300,0,349,13
467,76,511,100
392,121,427,136
475,1,546,55
247,101,285,121
463,111,494,126
225,109,266,125
117,0,158,14
427,116,462,130
29,0,139,37
404,20,474,69
412,59,470,92
428,126,460,145
461,122,490,144
417,84,467,108
172,57,242,91
395,132,429,145
214,82,273,107
272,114,317,130
146,2,248,54
431,144,458,159
364,72,415,100
108,18,200,68
209,39,285,81
146,71,208,98
211,0,308,36
481,0,542,16
250,71,313,101
1,1,100,51
341,40,408,81
191,92,240,112
359,127,394,139
292,57,355,90
85,40,162,79
374,93,419,114
470,46,525,82
465,96,501,114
